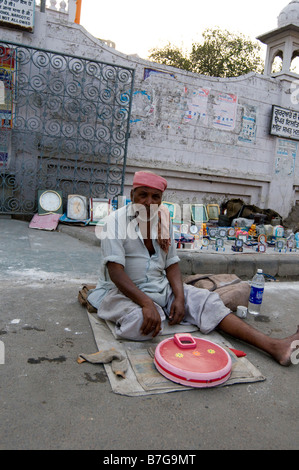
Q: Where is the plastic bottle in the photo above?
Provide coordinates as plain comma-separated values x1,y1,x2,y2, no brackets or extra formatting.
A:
248,269,265,316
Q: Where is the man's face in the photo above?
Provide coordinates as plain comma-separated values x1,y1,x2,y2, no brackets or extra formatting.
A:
131,186,163,217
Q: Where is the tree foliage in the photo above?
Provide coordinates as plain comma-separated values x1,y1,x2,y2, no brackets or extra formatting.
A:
148,28,264,78
147,43,193,72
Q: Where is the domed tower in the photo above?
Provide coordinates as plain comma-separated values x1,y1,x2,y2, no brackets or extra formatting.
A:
257,0,299,76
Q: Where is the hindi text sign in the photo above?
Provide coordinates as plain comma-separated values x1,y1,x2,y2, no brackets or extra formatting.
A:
270,105,299,141
0,0,35,33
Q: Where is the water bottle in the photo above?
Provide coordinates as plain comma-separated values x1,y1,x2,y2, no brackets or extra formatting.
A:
248,269,265,316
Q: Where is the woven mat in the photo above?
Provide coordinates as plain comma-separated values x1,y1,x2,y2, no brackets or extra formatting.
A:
86,312,265,396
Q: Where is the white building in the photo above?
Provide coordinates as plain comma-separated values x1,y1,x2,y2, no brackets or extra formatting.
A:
1,0,299,218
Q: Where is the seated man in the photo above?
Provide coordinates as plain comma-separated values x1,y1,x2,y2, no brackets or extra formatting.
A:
88,171,299,366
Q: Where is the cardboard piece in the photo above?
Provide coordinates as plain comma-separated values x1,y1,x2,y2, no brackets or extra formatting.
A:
29,213,61,231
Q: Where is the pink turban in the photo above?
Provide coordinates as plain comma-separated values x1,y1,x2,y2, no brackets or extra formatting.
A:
132,171,167,192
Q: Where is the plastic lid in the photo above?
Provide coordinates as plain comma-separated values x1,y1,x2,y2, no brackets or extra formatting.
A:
257,269,263,273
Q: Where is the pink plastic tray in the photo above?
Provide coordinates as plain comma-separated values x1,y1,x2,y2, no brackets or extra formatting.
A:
154,333,232,388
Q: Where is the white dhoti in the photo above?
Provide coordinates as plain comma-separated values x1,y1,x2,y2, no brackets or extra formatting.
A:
97,284,231,341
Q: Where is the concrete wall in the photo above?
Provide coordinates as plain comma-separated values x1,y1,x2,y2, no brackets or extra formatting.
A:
1,0,299,217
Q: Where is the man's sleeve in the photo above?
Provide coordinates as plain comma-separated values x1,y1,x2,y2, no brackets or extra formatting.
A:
99,211,126,267
165,222,180,268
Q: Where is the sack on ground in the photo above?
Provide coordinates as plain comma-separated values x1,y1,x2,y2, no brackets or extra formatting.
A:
183,274,250,312
78,285,97,313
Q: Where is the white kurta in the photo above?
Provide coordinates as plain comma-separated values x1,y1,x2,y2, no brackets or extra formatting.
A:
88,203,230,340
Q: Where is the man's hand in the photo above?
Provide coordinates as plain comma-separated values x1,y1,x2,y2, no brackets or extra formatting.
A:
168,297,185,326
107,262,162,338
141,301,162,337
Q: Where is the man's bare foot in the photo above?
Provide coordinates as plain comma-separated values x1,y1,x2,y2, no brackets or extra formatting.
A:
272,326,299,366
218,314,299,367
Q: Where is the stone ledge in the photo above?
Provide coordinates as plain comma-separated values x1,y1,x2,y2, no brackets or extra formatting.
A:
57,224,299,280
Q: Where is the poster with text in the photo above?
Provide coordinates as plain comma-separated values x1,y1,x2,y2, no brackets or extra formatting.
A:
184,87,210,124
213,92,237,131
0,47,15,167
275,139,297,177
238,106,257,143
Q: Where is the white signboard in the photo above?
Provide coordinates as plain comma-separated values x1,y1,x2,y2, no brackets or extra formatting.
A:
270,105,299,141
0,0,35,32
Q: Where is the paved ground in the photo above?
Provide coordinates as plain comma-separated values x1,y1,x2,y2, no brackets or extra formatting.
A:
0,218,298,451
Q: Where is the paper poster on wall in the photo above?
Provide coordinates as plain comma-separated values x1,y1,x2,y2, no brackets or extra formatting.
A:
0,47,14,127
238,106,257,143
0,47,15,168
213,92,237,131
144,68,175,80
184,87,210,124
130,89,154,123
275,139,297,176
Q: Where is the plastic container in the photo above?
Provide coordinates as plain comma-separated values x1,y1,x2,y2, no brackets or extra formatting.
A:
154,333,232,388
248,269,265,316
236,306,247,318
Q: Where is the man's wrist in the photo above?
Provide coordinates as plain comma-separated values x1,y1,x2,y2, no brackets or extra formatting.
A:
173,292,184,302
140,296,154,308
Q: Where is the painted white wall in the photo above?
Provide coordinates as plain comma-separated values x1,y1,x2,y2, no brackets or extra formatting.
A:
1,0,299,217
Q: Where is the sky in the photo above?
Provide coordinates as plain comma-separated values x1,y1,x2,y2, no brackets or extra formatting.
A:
79,0,291,59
